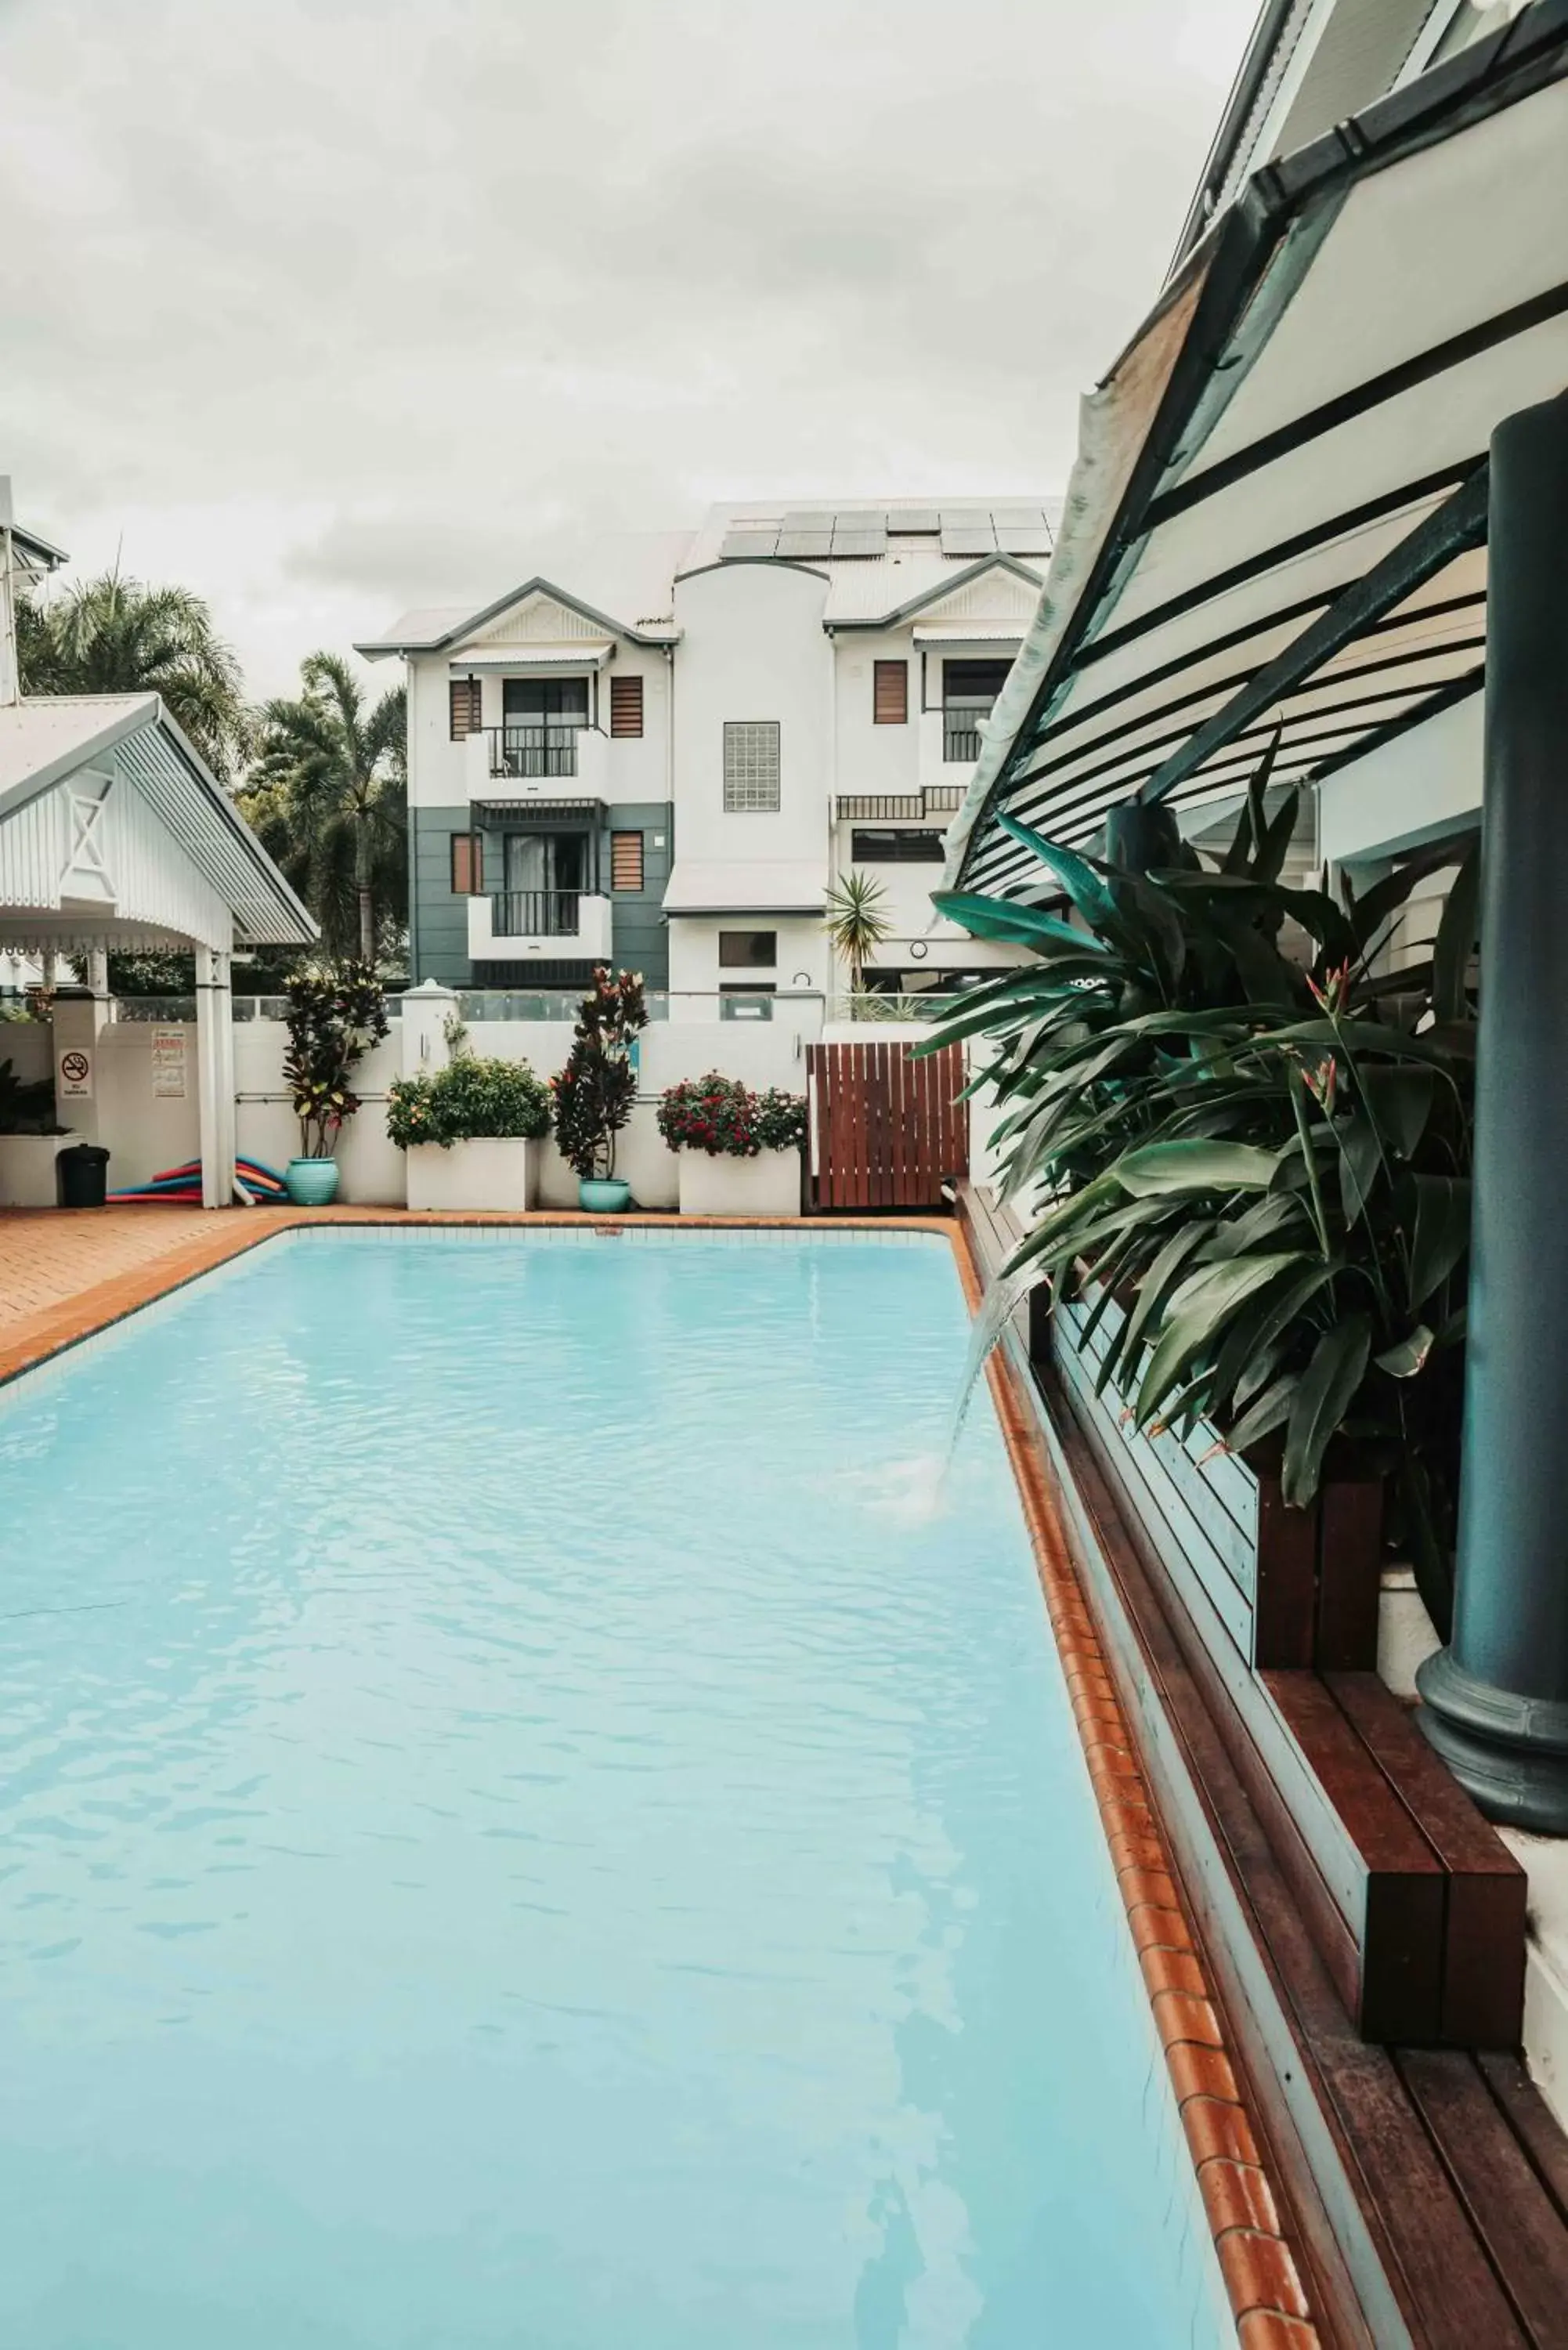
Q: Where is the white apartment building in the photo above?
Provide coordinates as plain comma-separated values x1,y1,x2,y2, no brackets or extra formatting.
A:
358,498,1059,1014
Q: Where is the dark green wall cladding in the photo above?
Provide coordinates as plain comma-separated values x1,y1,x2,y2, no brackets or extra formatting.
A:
409,804,672,989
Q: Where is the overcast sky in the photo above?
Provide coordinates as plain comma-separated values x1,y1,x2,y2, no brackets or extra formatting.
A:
1,0,1259,698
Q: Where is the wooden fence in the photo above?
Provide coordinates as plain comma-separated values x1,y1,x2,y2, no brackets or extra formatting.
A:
805,1039,968,1210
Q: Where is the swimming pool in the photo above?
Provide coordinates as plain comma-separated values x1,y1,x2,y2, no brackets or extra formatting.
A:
0,1230,1228,2348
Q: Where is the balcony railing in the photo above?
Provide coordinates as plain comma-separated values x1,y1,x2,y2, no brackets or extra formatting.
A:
835,786,967,822
491,889,581,938
942,717,985,764
487,724,582,779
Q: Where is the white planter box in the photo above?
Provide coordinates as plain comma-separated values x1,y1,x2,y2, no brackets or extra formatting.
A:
677,1148,802,1218
406,1137,538,1212
0,1134,71,1207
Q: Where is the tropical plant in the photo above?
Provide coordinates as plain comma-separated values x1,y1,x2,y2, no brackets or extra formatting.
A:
281,964,389,1160
244,653,407,967
0,1056,60,1134
824,869,892,995
16,573,247,781
550,967,649,1180
657,1073,807,1158
386,1054,552,1151
924,758,1478,1633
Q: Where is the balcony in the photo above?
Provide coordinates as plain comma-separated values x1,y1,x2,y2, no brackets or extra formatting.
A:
834,785,966,822
467,889,613,964
918,708,994,794
464,725,607,804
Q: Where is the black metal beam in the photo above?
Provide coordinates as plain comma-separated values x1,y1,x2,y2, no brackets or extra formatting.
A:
1419,389,1568,1830
1136,468,1490,804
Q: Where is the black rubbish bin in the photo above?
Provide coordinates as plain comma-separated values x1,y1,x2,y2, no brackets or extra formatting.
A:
56,1143,110,1209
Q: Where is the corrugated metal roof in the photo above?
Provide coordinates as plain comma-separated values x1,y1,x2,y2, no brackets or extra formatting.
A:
0,696,315,949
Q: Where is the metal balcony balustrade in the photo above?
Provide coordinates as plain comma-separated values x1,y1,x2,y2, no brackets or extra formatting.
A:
486,723,582,779
490,889,581,938
834,784,967,822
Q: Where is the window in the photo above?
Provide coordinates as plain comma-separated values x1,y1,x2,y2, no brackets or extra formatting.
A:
499,678,588,777
723,721,781,811
718,930,777,969
450,831,484,895
611,831,645,891
851,828,945,862
449,678,482,740
942,659,1012,763
721,984,775,1021
873,660,908,725
609,674,644,739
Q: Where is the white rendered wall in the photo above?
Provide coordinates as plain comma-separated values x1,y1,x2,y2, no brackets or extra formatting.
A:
667,915,830,1007
670,563,832,868
1317,691,1482,872
405,645,672,812
833,630,922,799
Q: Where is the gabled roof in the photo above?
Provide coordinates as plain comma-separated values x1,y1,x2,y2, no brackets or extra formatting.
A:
357,539,692,658
0,694,316,947
826,552,1045,631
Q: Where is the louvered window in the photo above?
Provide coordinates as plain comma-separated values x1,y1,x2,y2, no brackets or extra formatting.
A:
449,677,482,740
723,721,781,812
611,831,645,892
873,660,908,725
450,832,483,895
609,674,644,739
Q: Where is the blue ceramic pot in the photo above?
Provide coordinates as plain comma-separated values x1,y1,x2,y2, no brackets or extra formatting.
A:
285,1156,341,1206
578,1177,631,1214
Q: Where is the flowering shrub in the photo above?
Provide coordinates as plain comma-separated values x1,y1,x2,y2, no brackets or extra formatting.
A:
386,1054,551,1151
551,967,648,1180
658,1073,807,1159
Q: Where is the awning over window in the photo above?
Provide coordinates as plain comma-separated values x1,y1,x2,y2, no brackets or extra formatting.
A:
446,642,614,671
948,12,1568,893
663,859,827,916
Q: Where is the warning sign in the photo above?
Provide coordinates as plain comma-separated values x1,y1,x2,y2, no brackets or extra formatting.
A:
58,1047,93,1101
151,1026,187,1101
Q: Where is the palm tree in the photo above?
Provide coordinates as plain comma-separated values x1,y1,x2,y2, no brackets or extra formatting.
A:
823,869,893,998
16,573,247,781
245,653,406,967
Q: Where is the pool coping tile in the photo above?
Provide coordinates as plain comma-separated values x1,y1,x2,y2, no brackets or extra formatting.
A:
0,1200,1321,2344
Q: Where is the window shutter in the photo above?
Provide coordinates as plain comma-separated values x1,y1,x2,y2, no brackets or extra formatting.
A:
873,660,908,725
450,832,484,895
609,674,644,739
611,831,645,891
450,678,482,739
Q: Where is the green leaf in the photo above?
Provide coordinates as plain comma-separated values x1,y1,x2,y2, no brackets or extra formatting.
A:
1255,783,1300,887
1207,1254,1335,1415
1357,1063,1434,1159
929,891,1109,954
1097,1220,1212,1393
1136,1253,1306,1429
1407,1175,1472,1309
1375,1325,1435,1379
1432,834,1481,1027
1335,1105,1383,1227
1114,1140,1282,1198
1282,1314,1372,1509
1225,1369,1301,1455
995,812,1121,933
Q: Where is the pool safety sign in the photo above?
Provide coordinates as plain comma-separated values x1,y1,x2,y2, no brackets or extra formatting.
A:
151,1026,187,1101
57,1046,93,1101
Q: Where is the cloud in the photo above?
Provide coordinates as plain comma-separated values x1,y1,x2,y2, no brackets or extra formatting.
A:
0,0,1259,695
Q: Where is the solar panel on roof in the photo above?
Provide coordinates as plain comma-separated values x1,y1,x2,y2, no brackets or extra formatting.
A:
995,526,1053,555
830,533,887,559
940,523,995,557
887,508,941,533
775,530,833,559
833,509,887,533
720,530,781,561
781,511,835,532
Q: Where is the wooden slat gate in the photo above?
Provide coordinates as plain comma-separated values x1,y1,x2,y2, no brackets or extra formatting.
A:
805,1039,969,1211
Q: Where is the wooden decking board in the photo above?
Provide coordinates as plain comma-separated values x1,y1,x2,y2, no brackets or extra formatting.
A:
956,1183,1563,2348
1395,2049,1568,2347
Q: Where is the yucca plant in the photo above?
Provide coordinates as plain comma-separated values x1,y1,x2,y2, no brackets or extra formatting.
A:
824,869,892,996
924,755,1478,1633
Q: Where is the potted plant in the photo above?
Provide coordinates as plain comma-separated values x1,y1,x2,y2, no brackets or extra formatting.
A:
387,1023,552,1210
658,1072,807,1217
0,1053,70,1206
280,963,389,1204
550,967,648,1213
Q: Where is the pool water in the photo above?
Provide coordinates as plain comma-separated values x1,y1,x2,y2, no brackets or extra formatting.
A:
0,1231,1227,2348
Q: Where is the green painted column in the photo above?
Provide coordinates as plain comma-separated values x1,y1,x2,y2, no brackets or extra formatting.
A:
1418,390,1568,1831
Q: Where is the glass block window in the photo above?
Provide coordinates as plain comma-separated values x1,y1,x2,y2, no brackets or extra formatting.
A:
723,721,781,812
